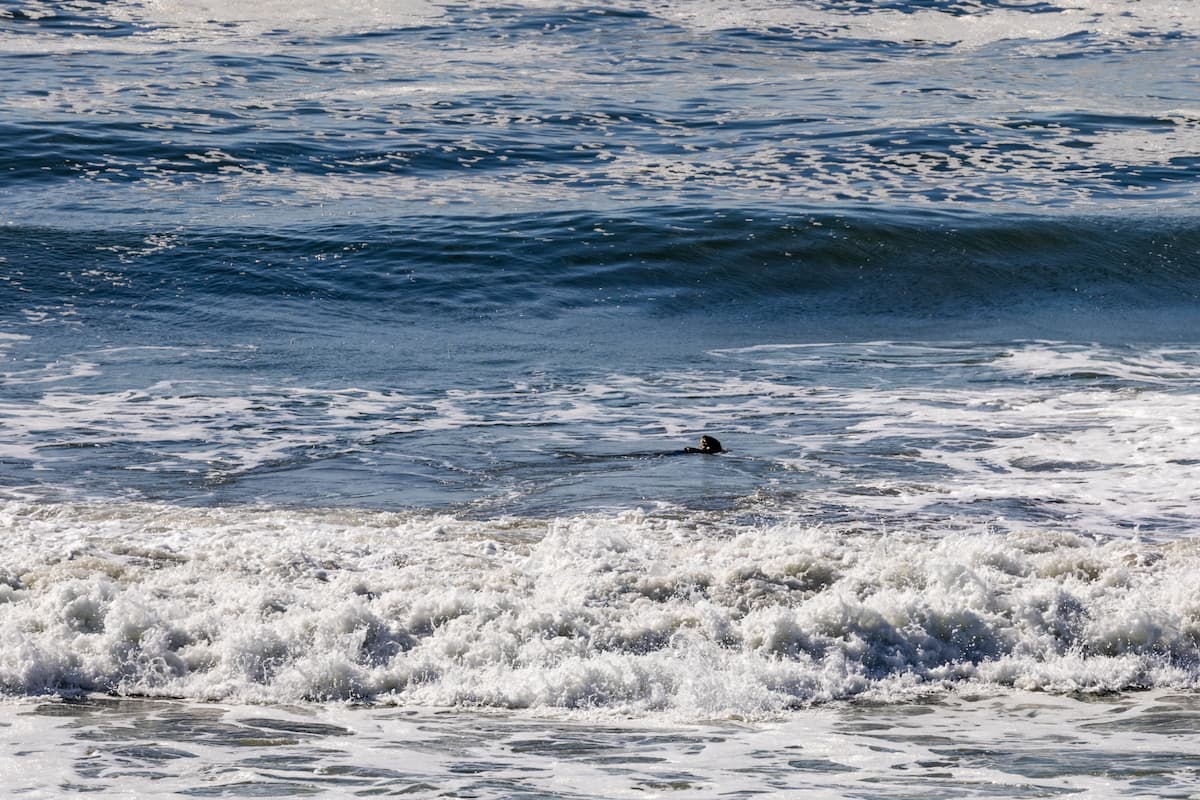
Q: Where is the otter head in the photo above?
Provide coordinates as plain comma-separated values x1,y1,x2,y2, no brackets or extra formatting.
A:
698,435,724,454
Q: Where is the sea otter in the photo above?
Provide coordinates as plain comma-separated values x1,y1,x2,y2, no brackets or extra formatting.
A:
683,435,725,454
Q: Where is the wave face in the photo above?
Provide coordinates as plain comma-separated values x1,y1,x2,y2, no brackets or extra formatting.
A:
3,502,1199,715
3,213,1200,322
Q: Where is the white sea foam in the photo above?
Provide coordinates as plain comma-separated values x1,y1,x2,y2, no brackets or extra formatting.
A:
1,500,1198,716
130,0,445,36
657,0,1200,49
0,0,446,45
2,342,1198,537
707,342,1200,538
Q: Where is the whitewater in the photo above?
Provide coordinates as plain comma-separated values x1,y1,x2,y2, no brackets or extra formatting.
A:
3,0,1200,796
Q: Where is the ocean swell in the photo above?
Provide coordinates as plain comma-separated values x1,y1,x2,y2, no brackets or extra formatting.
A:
5,212,1200,322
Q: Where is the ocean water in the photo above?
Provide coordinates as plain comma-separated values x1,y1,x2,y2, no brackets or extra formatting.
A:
3,0,1200,796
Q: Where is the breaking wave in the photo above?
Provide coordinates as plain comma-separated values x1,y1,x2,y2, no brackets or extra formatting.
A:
3,502,1198,718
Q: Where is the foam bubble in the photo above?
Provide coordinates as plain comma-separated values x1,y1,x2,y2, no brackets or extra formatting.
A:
2,501,1198,717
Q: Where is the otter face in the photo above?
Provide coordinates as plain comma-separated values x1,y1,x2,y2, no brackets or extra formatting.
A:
698,435,723,454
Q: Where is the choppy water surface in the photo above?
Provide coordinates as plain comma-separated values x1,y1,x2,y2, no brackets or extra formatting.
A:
3,0,1199,221
3,0,1200,796
5,693,1200,798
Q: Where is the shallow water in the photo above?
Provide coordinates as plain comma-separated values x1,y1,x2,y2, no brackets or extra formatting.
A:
6,692,1200,798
